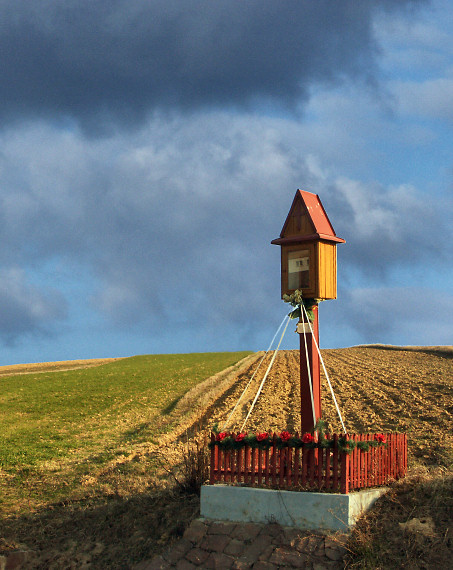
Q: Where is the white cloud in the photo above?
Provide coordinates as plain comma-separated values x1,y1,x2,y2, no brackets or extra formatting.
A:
392,77,453,123
337,286,453,346
374,0,453,78
0,101,451,351
0,268,67,344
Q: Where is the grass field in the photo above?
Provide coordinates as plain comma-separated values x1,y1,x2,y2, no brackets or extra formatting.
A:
0,351,251,513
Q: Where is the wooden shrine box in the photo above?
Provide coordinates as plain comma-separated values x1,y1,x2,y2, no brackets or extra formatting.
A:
271,190,345,300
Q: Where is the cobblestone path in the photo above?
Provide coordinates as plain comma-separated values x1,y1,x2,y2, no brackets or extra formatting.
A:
134,518,349,569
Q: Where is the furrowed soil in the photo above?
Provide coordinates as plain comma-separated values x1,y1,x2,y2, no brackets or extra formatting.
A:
182,346,452,469
1,347,452,569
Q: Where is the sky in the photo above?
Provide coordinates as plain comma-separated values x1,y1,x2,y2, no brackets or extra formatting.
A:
0,0,452,365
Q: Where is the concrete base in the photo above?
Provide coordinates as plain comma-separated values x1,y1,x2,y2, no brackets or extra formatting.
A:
200,485,387,532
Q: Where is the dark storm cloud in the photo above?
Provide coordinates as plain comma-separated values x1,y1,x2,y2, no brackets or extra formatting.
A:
0,0,422,131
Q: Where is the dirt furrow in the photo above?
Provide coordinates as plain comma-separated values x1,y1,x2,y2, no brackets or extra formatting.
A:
189,346,452,467
203,351,301,434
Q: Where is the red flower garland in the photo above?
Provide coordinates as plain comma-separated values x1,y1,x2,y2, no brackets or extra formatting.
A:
256,432,269,442
280,431,291,441
210,422,388,454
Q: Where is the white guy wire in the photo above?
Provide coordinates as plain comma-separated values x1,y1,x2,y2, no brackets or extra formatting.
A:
240,314,291,432
301,303,347,433
221,312,288,431
300,304,317,428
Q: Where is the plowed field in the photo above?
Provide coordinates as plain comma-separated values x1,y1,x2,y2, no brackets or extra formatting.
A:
185,346,452,467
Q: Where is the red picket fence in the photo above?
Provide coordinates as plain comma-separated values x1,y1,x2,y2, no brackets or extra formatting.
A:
209,433,407,494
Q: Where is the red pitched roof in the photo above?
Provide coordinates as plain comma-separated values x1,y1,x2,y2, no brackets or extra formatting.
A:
271,189,345,245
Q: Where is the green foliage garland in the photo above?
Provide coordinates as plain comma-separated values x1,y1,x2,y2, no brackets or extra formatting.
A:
338,435,387,454
282,289,318,322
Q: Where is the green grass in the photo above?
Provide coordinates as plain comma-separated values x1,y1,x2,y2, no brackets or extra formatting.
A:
0,351,250,511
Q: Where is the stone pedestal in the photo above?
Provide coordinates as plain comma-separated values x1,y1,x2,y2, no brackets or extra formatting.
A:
201,484,387,532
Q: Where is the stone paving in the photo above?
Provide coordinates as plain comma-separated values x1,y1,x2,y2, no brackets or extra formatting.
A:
135,518,349,569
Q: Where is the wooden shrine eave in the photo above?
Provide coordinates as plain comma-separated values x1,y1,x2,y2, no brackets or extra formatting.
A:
271,233,346,245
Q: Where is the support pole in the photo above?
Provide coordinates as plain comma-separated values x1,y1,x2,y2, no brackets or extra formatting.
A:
299,304,321,434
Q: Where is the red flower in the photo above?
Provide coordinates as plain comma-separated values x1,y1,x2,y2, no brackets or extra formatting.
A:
256,432,268,442
216,432,227,441
280,431,291,442
302,433,314,443
375,434,386,443
235,433,246,442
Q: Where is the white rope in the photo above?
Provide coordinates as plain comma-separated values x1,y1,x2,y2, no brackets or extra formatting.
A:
221,313,288,431
300,305,317,428
301,303,347,433
240,315,291,432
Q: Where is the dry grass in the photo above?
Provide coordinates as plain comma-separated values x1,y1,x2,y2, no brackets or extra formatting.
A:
359,344,453,358
0,358,122,376
152,352,262,441
346,467,453,569
0,486,200,568
0,433,211,568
